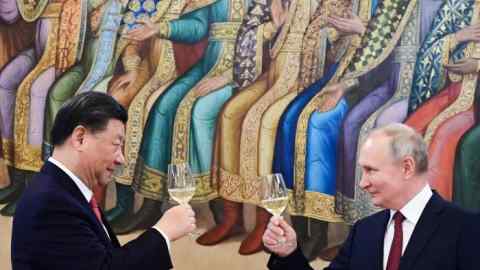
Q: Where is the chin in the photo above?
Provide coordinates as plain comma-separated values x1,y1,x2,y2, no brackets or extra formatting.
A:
370,197,382,208
98,176,113,187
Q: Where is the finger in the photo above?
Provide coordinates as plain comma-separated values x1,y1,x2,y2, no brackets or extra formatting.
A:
112,78,128,91
118,79,130,89
123,34,141,41
127,27,146,36
263,231,283,245
263,235,280,246
109,81,121,93
328,20,350,32
183,204,194,212
444,63,461,69
327,16,341,25
445,66,460,72
332,16,352,24
267,223,286,237
277,218,294,234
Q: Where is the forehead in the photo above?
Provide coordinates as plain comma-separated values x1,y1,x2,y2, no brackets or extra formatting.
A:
358,134,392,165
97,119,125,138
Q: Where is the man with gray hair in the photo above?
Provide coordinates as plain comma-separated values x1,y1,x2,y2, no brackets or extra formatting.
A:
263,123,480,270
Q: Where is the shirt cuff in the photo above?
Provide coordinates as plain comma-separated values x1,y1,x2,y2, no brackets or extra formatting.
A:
153,226,171,252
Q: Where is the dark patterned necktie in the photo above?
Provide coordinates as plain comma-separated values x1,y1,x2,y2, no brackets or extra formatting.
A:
386,211,405,270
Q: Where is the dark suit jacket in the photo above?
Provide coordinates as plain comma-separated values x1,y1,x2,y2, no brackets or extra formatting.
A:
268,192,480,270
11,161,172,270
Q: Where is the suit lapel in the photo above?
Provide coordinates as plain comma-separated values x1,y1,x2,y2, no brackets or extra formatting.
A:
399,192,445,270
101,210,120,247
377,210,390,270
41,162,113,245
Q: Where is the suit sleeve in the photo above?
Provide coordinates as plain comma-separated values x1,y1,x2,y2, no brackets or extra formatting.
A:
267,246,314,270
11,192,172,270
457,213,480,270
323,222,357,270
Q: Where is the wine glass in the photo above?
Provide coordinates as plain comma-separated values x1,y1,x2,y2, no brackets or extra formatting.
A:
261,173,288,218
261,173,289,244
167,163,196,205
167,163,198,237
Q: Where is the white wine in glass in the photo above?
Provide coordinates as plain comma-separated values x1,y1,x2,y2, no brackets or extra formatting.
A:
168,187,195,205
167,163,198,238
261,173,288,218
167,163,196,205
262,196,289,217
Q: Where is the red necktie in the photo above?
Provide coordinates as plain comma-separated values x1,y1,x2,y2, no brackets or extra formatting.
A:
89,197,103,224
386,211,405,270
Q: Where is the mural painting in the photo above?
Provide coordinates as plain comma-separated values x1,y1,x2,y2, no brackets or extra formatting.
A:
1,0,480,260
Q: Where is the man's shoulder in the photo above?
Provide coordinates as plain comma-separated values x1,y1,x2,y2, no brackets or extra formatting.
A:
16,172,75,215
355,209,388,226
438,198,478,223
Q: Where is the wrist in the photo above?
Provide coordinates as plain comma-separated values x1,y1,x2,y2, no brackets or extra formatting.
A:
156,21,170,39
278,241,298,257
453,32,463,45
122,55,141,72
152,225,172,251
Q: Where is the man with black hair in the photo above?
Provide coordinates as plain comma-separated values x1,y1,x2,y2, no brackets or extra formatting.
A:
11,92,196,270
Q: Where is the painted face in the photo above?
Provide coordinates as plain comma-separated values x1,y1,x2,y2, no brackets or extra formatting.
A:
358,134,406,209
81,119,126,187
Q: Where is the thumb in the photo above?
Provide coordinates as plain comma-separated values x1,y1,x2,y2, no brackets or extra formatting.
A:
277,218,293,234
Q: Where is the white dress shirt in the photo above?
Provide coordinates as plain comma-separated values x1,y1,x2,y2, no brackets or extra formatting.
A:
382,184,433,270
48,157,170,250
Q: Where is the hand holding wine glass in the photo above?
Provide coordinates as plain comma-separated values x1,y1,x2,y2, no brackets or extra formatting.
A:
261,173,296,250
167,163,198,237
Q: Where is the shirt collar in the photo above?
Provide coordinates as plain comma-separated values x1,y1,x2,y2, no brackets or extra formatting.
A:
389,184,433,225
48,157,93,203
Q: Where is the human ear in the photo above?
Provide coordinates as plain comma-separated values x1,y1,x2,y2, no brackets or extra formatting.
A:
71,125,87,149
402,156,415,179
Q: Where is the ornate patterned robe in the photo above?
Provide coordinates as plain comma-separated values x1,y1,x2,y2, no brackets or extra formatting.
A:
132,0,247,201
0,0,85,176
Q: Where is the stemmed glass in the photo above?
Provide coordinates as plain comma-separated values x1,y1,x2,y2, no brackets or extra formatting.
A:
167,163,196,205
261,173,289,244
261,173,289,219
167,163,198,237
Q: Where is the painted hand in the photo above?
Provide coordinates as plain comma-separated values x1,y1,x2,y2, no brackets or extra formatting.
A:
108,71,138,107
194,76,230,97
123,19,159,41
327,12,366,36
445,58,480,74
454,23,480,43
271,0,289,28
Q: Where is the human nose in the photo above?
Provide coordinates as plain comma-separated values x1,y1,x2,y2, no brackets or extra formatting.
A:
359,174,370,190
115,149,126,165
